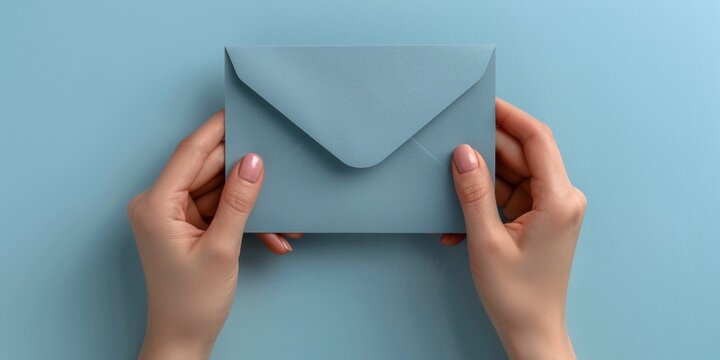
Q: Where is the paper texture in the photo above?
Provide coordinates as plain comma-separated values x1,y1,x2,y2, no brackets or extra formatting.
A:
225,45,496,233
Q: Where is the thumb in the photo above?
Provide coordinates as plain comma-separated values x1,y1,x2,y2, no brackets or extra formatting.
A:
452,144,504,240
202,153,263,256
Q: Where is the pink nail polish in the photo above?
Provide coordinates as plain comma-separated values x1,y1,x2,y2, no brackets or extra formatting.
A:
281,239,293,253
238,153,263,183
453,144,479,173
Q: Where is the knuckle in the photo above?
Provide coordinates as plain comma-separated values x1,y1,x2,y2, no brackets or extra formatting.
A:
549,189,587,225
174,136,205,157
537,121,555,141
126,196,138,217
205,241,239,265
142,192,164,211
126,193,146,221
523,121,555,146
458,181,492,207
127,191,166,224
222,185,255,215
175,136,194,152
574,188,588,212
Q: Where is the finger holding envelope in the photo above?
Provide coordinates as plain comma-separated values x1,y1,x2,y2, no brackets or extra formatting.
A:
153,109,301,254
441,97,568,245
495,98,574,206
132,110,308,360
190,143,226,194
439,99,584,360
153,111,226,198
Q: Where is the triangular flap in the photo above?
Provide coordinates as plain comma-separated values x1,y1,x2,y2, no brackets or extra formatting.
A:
226,45,494,168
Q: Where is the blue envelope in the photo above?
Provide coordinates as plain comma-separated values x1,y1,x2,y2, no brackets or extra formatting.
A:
225,45,495,233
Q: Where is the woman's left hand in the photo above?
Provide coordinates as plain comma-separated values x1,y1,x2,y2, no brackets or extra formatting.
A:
128,110,300,360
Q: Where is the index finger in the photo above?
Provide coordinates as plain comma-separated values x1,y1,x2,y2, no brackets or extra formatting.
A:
154,110,225,195
495,98,572,199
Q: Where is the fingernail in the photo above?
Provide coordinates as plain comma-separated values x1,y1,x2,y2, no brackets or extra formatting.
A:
453,144,478,173
439,236,450,245
281,238,293,253
238,153,262,183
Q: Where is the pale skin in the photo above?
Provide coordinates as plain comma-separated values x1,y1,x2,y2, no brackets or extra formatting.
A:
128,99,585,360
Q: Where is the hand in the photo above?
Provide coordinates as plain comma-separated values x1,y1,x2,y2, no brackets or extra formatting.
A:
127,110,300,360
442,99,586,359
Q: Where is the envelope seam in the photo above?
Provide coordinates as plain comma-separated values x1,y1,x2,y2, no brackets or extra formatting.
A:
410,137,442,165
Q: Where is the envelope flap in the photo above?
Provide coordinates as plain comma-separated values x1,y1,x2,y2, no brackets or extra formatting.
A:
226,45,494,168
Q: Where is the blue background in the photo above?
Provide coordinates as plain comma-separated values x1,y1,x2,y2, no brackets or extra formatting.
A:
1,0,718,359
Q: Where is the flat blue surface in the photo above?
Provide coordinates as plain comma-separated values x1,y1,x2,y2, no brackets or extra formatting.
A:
1,0,718,359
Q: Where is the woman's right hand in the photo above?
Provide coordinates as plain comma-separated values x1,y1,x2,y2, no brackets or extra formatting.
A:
442,99,586,360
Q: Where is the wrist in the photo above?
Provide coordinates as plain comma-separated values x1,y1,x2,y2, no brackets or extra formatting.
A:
497,321,575,360
138,324,217,360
